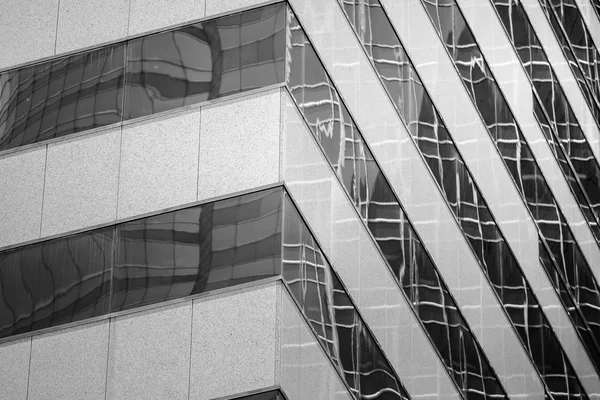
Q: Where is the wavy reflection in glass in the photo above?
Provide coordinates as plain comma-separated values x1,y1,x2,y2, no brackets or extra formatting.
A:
0,228,114,338
0,187,283,339
283,195,409,400
125,2,286,119
538,0,600,124
493,0,600,247
112,188,283,311
421,0,589,397
340,0,600,387
285,9,508,399
0,44,126,151
0,2,286,152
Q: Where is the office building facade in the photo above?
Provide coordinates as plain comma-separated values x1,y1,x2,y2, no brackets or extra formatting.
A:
1,0,600,398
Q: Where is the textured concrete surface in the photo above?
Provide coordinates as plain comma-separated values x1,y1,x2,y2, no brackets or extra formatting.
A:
190,283,278,399
55,0,129,54
106,302,192,400
41,128,120,237
28,321,109,400
205,0,264,16
0,337,31,400
118,110,200,219
198,89,280,201
0,0,58,69
128,0,206,35
0,147,46,248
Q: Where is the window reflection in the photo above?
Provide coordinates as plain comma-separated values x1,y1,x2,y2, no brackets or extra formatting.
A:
0,45,125,151
125,2,286,119
112,188,283,311
286,7,507,399
0,228,113,338
0,2,286,151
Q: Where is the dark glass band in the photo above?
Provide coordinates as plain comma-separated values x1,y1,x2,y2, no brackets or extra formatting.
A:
0,2,286,152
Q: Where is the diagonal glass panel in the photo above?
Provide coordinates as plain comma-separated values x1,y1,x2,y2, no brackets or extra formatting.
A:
285,7,508,399
537,0,600,126
231,389,287,400
592,0,600,24
420,0,590,397
336,0,600,379
493,0,600,249
282,193,410,400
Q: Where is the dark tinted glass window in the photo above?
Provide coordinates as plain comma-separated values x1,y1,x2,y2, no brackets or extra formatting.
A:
0,228,114,338
124,2,286,119
112,187,283,311
0,44,125,151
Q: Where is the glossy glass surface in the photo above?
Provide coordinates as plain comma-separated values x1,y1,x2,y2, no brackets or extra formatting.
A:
0,44,125,151
0,3,286,151
125,2,285,119
421,0,588,397
493,0,600,247
0,187,283,338
538,0,600,124
0,228,113,338
286,9,507,399
493,0,600,371
235,389,286,400
343,0,600,385
282,195,409,400
113,188,283,311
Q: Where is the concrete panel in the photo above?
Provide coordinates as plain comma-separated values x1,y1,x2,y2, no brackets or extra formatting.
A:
198,89,280,201
0,147,46,248
41,128,120,237
522,0,600,161
0,337,30,400
28,321,109,400
289,0,544,397
206,0,265,16
281,94,459,399
190,282,278,400
55,0,129,54
128,0,206,36
106,302,192,400
118,110,200,219
0,0,58,70
279,288,352,400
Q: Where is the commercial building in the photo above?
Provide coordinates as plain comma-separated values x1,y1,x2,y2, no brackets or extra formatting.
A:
1,0,600,398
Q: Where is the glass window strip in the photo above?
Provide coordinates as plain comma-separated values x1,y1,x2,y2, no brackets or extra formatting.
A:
0,186,284,339
420,0,591,397
340,0,600,387
0,2,287,152
285,7,508,399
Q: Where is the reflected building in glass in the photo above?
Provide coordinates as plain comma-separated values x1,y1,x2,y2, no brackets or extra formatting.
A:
1,0,600,399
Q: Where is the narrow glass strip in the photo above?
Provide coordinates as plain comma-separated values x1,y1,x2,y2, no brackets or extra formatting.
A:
421,0,590,397
285,7,507,399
